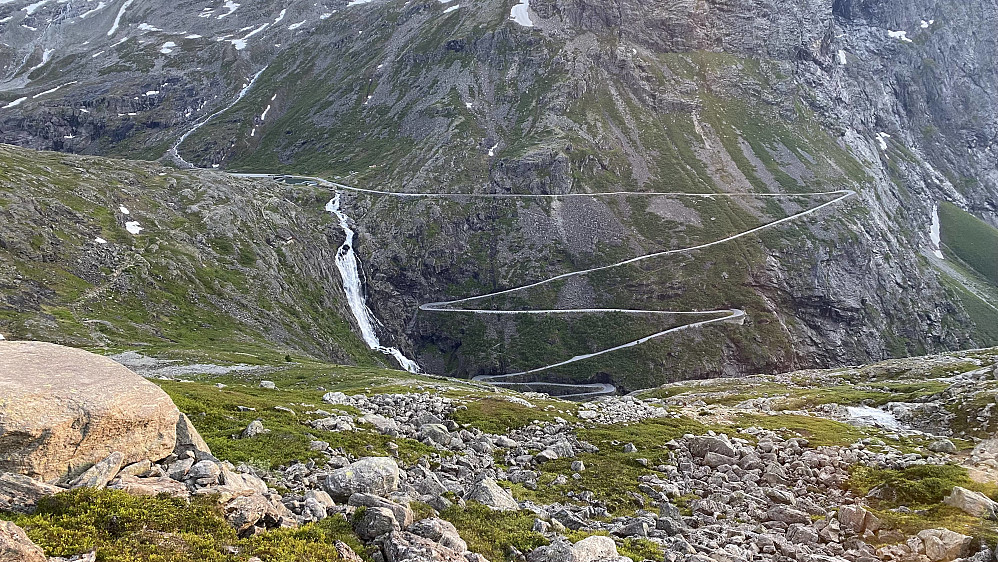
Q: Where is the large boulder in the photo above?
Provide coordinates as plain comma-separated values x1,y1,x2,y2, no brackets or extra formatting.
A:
918,529,972,562
571,535,625,561
408,518,467,553
381,530,470,562
353,506,400,540
224,494,281,536
464,478,519,511
0,341,180,482
349,493,414,528
527,535,627,562
943,487,998,519
418,424,452,446
323,458,400,501
0,520,46,562
837,504,873,534
688,436,738,459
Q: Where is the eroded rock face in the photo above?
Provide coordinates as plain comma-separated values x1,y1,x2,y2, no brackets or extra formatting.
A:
0,341,180,482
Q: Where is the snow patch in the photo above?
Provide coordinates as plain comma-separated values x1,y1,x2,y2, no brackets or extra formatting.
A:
107,0,135,36
846,406,901,430
273,8,285,23
26,48,54,76
888,29,912,43
3,97,27,108
260,104,271,121
185,33,202,38
287,19,305,29
95,237,108,244
837,49,846,65
23,0,51,16
33,81,77,98
921,19,934,28
443,5,457,13
125,221,143,235
319,12,332,19
488,142,499,156
219,22,267,50
119,205,130,214
143,90,159,96
875,132,891,151
159,41,176,54
346,0,373,6
509,0,532,27
930,204,944,259
79,1,107,18
217,0,239,18
138,22,160,31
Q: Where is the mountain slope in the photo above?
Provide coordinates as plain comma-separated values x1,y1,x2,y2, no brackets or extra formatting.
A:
1,0,997,388
0,144,390,366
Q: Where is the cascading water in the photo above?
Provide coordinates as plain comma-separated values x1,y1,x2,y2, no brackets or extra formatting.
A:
325,194,421,373
930,204,944,259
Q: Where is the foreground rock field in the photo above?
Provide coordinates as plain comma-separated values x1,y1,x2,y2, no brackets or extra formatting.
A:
3,341,998,562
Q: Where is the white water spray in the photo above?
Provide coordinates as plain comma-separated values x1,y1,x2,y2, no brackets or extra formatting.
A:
325,194,421,373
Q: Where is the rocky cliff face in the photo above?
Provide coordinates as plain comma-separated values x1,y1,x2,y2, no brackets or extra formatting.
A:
1,0,996,387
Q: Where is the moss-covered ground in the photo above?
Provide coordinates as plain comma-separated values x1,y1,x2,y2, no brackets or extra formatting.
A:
846,464,998,543
2,489,371,562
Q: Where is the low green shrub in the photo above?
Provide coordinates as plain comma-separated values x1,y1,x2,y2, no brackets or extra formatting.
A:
846,464,991,508
2,489,368,562
440,502,547,561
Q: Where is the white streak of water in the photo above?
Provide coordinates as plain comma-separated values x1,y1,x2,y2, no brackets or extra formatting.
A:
930,204,944,259
325,194,421,373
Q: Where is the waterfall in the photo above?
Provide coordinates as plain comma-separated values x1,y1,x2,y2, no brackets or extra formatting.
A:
325,194,421,373
930,204,944,259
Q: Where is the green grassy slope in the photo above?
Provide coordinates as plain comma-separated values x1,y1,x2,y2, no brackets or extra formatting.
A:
937,202,998,344
939,202,998,287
